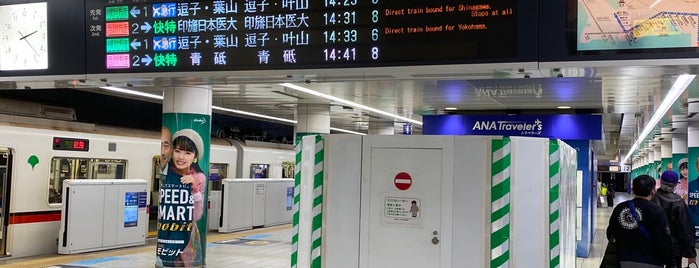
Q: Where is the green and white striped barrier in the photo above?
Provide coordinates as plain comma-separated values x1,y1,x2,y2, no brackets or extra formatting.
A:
491,137,511,268
291,135,324,268
549,140,561,268
291,139,302,268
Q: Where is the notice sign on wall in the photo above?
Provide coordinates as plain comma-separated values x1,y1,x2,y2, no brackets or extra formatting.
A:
384,197,421,224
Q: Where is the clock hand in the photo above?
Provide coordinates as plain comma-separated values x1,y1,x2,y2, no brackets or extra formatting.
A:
18,30,38,41
17,30,40,56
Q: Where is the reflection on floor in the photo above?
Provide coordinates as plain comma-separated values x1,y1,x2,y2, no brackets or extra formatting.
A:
0,225,291,268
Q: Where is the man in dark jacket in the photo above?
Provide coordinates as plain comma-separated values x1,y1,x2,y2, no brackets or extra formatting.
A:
652,170,697,268
607,175,673,267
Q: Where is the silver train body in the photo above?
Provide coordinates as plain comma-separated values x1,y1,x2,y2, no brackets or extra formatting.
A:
0,118,293,258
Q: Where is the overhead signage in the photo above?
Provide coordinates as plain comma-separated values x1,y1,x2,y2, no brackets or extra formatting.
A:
85,0,521,73
423,114,602,140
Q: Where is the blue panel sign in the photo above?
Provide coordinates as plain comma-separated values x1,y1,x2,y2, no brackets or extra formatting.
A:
423,114,602,140
138,191,147,208
125,192,140,228
286,187,293,211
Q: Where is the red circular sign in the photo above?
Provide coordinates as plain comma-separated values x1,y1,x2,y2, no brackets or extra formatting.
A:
394,172,412,190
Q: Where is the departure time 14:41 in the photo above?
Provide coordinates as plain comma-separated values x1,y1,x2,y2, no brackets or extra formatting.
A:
323,48,357,61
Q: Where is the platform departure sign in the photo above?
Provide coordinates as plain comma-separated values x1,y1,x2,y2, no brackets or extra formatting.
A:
85,0,517,72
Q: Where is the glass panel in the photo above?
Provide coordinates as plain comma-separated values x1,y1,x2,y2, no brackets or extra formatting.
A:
250,163,269,179
282,161,295,178
209,163,228,191
48,157,128,204
89,159,127,179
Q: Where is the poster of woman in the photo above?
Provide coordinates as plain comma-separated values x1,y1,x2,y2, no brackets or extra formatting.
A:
156,113,210,267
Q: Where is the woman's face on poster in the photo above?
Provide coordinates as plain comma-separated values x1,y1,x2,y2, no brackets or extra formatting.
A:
173,148,195,171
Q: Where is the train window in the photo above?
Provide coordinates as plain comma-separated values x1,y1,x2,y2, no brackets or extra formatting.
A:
250,164,269,179
209,163,228,191
89,159,127,179
282,161,295,178
48,157,128,204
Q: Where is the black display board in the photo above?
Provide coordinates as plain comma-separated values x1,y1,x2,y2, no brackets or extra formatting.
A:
0,0,86,77
85,0,537,73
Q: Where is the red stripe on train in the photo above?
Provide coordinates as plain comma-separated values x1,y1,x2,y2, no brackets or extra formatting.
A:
9,211,61,224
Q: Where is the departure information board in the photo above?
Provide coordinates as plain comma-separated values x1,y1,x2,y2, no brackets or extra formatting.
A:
86,0,517,72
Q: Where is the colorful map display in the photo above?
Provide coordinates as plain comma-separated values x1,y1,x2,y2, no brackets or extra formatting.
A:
578,0,699,50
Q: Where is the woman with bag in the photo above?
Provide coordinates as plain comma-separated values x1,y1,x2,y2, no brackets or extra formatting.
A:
602,175,673,268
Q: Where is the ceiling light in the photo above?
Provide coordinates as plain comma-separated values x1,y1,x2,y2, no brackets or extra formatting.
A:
622,74,696,165
99,85,377,134
444,107,458,111
100,86,163,100
330,127,366,135
279,83,423,126
557,106,571,109
212,106,297,124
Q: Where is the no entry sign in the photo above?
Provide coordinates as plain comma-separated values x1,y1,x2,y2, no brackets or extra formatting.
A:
394,172,412,190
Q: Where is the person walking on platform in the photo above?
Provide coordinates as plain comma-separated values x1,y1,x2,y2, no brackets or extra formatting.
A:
605,175,673,268
651,170,696,268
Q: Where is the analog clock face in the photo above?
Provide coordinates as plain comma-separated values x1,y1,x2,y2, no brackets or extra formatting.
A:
0,2,48,71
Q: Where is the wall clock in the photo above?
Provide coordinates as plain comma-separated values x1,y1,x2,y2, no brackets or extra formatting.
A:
0,2,48,71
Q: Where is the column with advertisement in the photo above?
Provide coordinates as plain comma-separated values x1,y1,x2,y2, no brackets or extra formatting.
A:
687,80,699,238
156,86,211,268
672,115,688,200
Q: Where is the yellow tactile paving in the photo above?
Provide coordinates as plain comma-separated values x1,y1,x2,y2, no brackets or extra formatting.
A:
0,224,291,268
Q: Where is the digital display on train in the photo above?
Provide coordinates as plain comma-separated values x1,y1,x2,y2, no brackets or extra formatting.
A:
53,137,90,151
577,0,699,51
85,0,517,72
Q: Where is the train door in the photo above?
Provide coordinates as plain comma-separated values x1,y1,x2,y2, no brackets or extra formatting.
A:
0,149,12,256
149,155,161,237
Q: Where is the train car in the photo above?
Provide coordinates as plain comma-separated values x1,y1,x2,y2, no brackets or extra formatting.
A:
0,116,293,258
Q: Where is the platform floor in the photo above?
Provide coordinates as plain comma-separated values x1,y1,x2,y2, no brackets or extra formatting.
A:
0,225,290,268
0,196,692,268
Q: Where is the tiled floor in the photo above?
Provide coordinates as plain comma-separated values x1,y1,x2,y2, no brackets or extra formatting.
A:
0,225,291,268
575,203,614,268
3,194,694,268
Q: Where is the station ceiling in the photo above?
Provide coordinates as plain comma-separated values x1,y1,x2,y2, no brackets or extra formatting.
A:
0,62,692,165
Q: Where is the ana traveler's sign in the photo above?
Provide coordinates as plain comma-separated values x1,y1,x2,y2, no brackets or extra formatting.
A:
423,114,602,140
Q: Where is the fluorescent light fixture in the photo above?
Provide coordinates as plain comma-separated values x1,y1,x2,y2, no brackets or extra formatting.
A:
98,85,376,134
279,83,423,126
444,107,458,111
100,86,163,100
212,105,297,124
557,106,571,109
330,127,366,135
622,74,695,165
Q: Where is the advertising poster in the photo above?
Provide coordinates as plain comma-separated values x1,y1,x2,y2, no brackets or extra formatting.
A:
674,154,688,201
687,147,699,238
156,113,210,267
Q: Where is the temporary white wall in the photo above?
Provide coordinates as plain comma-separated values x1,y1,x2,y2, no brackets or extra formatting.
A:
510,137,548,267
559,141,578,268
316,135,578,268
